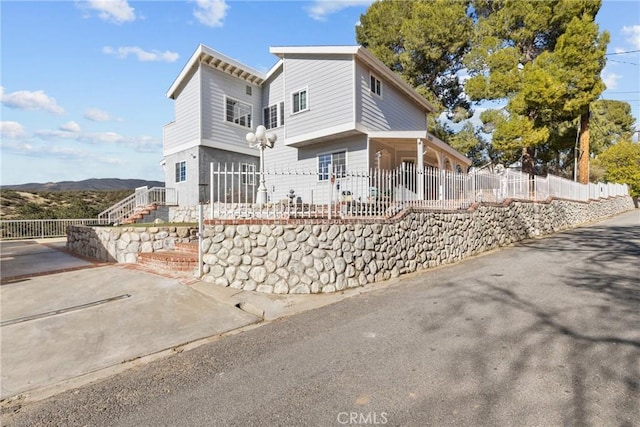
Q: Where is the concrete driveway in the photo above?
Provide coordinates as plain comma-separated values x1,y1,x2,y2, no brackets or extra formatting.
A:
0,241,259,401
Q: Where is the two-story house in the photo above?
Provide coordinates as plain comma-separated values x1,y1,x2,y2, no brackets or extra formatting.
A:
163,44,470,206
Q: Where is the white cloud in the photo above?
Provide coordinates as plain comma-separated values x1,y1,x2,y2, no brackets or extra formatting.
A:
34,130,80,140
35,128,161,153
193,0,228,27
0,139,33,153
84,107,115,122
83,0,136,24
102,46,179,62
622,25,640,49
602,69,621,90
307,0,373,21
60,121,81,133
0,86,64,115
0,121,27,139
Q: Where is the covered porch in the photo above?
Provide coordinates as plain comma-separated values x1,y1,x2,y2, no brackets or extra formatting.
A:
367,131,471,173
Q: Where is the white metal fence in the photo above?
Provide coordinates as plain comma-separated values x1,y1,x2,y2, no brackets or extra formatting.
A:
0,218,110,240
207,163,629,220
1,187,179,240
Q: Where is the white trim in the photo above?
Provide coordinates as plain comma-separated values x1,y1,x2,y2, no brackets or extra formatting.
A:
352,59,357,128
367,130,471,166
168,44,268,99
175,160,187,183
368,130,429,139
198,62,203,144
263,103,282,130
282,55,287,140
163,138,259,158
223,94,253,129
270,46,359,56
291,86,309,115
369,72,382,98
164,138,201,156
265,59,283,81
284,122,363,147
316,148,348,182
201,138,258,157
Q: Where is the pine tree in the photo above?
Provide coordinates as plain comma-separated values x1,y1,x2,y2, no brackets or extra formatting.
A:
465,0,608,177
356,0,474,119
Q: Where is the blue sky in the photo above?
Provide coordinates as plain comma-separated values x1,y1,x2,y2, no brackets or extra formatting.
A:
1,0,638,185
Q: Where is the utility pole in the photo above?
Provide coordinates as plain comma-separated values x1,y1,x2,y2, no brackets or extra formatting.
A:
578,109,590,184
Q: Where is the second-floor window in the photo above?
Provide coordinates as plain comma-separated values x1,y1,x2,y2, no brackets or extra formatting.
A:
175,161,186,183
292,88,308,114
370,74,382,97
225,96,252,128
263,102,284,129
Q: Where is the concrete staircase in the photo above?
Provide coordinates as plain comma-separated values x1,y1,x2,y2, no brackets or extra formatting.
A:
121,204,160,224
137,242,199,273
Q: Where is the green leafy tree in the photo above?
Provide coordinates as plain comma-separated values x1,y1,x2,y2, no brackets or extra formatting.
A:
590,100,636,155
449,122,495,166
594,140,640,197
356,0,474,119
465,0,608,177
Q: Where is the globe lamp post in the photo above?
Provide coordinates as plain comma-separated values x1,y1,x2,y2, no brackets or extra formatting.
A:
246,125,277,204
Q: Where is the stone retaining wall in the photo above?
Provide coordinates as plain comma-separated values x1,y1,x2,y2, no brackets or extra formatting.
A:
168,205,211,223
198,196,634,294
67,225,197,263
67,196,634,294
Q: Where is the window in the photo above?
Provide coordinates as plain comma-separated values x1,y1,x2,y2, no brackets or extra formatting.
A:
370,74,382,97
263,102,285,129
318,151,346,181
241,163,255,185
246,85,252,96
292,88,308,114
175,161,186,183
225,96,252,128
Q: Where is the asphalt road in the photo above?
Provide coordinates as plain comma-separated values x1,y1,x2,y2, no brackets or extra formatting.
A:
2,210,638,426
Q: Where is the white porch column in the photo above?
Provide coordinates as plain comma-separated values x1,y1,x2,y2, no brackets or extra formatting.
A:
436,152,445,201
416,138,425,200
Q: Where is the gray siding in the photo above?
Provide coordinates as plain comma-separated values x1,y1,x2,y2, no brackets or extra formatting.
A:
164,146,200,206
261,68,293,171
200,65,263,151
262,67,284,114
355,61,426,131
165,146,259,206
199,147,259,204
164,67,201,153
264,135,368,204
284,55,354,140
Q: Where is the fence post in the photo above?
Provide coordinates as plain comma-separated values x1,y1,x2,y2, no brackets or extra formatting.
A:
197,204,203,277
328,163,333,220
209,162,214,220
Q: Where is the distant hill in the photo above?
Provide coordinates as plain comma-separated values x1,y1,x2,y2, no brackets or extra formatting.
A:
2,178,165,192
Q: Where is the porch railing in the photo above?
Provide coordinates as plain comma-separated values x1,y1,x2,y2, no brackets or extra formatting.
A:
206,163,629,220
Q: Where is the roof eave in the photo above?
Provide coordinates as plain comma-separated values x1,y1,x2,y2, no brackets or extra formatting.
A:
269,45,360,58
166,45,205,99
167,44,269,99
356,47,437,114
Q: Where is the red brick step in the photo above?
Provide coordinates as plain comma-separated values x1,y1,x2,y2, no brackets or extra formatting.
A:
137,250,198,272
